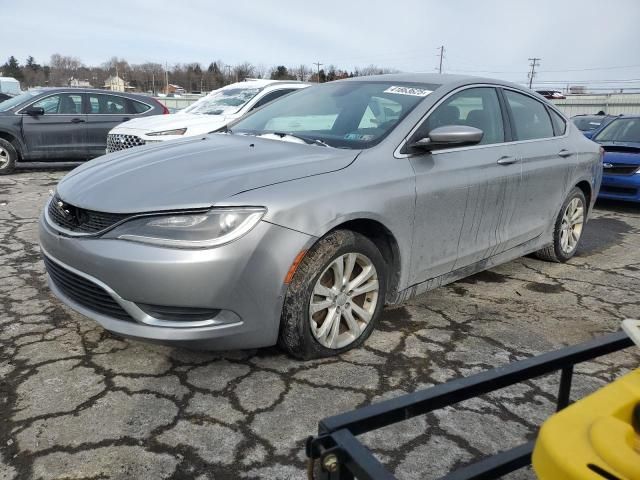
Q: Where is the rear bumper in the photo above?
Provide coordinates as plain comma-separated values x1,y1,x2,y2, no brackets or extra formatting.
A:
598,174,640,202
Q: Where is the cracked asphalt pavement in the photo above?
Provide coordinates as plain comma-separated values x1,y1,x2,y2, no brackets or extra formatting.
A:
1,168,639,480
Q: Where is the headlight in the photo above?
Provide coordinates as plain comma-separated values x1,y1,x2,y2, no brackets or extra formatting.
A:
106,207,266,248
147,128,187,136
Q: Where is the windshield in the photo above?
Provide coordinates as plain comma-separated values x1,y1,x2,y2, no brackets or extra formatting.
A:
182,87,262,115
572,116,604,131
229,81,439,149
593,117,640,143
0,90,41,112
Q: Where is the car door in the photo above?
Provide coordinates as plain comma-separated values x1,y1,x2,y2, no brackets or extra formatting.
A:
85,93,138,157
20,93,88,159
407,86,519,283
501,89,571,247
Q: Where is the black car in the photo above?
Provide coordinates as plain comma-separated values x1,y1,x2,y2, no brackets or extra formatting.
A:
0,88,168,174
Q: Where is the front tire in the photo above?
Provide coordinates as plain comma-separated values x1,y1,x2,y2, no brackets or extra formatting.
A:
0,138,17,175
278,230,387,359
535,187,586,263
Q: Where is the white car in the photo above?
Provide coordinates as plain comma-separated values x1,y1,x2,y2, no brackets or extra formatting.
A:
106,79,309,152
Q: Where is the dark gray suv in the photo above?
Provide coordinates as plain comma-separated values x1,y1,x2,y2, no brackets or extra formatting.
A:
0,88,168,174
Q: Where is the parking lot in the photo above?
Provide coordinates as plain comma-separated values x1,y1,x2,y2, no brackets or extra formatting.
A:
0,167,639,480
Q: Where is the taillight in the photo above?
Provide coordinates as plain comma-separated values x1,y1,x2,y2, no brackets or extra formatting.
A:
599,146,605,161
155,99,170,114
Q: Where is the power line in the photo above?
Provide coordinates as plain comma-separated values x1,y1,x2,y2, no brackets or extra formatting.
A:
527,58,541,89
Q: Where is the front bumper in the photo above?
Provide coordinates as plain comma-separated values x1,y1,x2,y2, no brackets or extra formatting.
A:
39,214,314,349
598,173,640,203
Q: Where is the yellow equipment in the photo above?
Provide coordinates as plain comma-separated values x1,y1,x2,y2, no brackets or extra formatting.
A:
532,368,640,479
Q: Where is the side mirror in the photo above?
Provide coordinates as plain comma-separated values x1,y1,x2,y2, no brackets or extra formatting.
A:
23,106,45,116
409,125,484,151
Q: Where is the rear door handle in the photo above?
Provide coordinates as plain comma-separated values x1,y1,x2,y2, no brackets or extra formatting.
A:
122,117,131,121
70,118,85,123
558,149,573,158
497,156,518,165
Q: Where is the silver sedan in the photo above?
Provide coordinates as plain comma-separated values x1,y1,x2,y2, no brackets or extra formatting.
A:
39,74,602,358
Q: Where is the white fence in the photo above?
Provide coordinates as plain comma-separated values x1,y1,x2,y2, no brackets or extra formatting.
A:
551,93,640,116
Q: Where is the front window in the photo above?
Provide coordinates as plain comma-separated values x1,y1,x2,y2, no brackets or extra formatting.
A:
0,91,41,112
229,81,440,149
183,87,263,115
593,117,640,143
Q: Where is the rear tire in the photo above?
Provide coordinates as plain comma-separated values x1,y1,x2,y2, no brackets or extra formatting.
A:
535,187,586,263
0,138,17,175
278,230,387,359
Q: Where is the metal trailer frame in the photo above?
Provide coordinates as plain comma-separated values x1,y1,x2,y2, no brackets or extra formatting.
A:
306,331,634,480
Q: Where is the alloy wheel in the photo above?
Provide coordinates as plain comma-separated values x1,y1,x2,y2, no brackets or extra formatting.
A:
0,147,9,169
309,252,379,349
560,197,584,254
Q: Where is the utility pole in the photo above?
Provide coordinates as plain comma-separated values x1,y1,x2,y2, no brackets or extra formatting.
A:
165,61,169,94
528,57,541,89
225,65,232,84
313,61,323,83
437,46,445,74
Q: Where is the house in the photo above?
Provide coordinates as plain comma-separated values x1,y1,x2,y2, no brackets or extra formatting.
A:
103,75,134,92
166,83,186,95
69,78,92,88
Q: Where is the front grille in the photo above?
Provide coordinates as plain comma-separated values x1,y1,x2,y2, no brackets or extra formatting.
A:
600,185,638,196
47,195,130,234
603,164,640,175
44,256,132,321
107,133,146,153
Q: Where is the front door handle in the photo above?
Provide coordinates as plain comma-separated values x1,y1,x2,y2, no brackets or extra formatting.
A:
558,149,573,158
122,117,131,121
70,118,85,123
497,156,518,165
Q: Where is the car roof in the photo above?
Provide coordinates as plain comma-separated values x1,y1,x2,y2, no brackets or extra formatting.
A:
225,79,307,89
338,72,537,94
28,87,151,97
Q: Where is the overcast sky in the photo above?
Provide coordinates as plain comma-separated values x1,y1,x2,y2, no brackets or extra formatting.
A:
4,0,640,89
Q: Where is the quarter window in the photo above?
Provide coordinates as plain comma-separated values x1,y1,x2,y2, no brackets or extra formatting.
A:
419,87,505,145
549,109,566,136
504,90,554,140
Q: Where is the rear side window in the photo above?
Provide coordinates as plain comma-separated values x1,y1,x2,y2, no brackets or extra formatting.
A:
87,94,131,114
419,87,505,145
549,109,566,135
504,90,553,140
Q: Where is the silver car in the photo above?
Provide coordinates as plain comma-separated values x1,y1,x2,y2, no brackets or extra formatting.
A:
39,74,602,358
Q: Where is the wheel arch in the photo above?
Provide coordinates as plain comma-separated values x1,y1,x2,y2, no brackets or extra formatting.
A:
575,180,592,211
327,217,402,303
0,130,23,159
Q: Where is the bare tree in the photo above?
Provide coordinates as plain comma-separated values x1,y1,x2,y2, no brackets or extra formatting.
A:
49,53,83,86
294,64,310,82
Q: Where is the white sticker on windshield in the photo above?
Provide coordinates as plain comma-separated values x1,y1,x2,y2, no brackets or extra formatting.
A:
384,86,432,97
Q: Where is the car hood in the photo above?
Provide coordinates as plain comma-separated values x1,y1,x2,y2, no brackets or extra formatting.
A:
115,113,233,133
56,134,359,213
600,143,640,165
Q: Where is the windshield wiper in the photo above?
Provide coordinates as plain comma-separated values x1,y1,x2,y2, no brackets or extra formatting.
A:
269,132,330,147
